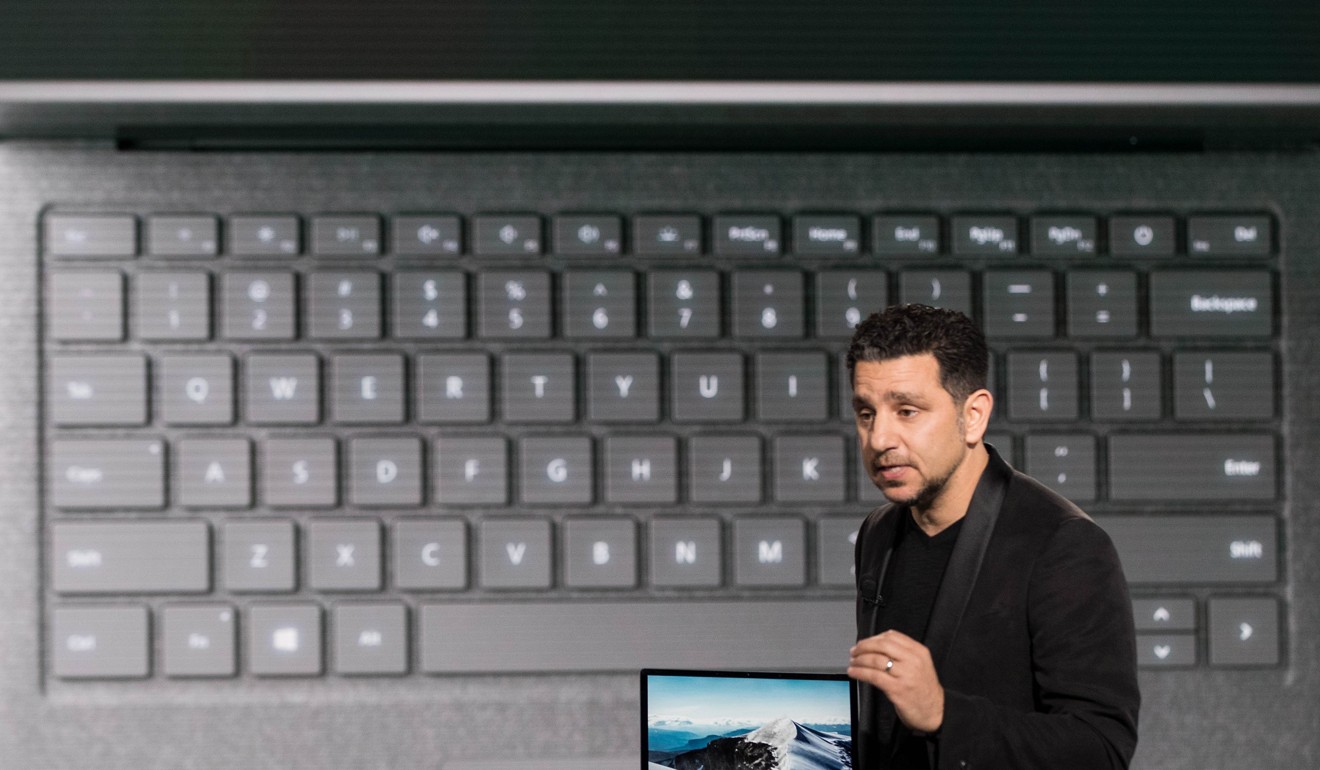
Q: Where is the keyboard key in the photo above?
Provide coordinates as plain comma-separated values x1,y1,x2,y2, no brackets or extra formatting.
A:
159,353,235,425
393,518,468,590
1108,434,1276,501
46,214,137,258
1136,634,1196,667
1173,351,1274,420
333,603,408,675
434,437,508,504
161,604,237,678
562,517,637,588
649,517,723,587
898,270,972,316
688,435,762,503
732,271,804,337
417,600,852,672
604,435,677,503
1109,215,1176,257
952,215,1018,255
1065,271,1138,338
349,437,423,507
562,270,636,338
50,438,165,510
473,214,542,255
1208,597,1279,666
229,215,301,256
671,352,745,423
647,270,721,337
51,605,149,679
1131,598,1196,631
307,519,382,591
331,353,406,424
393,271,467,339
503,352,576,422
1097,515,1277,583
1090,351,1162,421
756,352,828,422
477,270,551,338
147,215,218,257
520,436,593,504
773,435,846,503
586,352,660,423
263,437,338,508
392,214,462,256
222,519,297,593
47,270,124,341
983,271,1055,337
479,518,553,589
52,520,209,593
307,271,382,339
1187,214,1273,256
1023,434,1096,502
1149,270,1273,337
177,437,252,508
221,272,297,340
135,271,211,340
873,215,941,256
48,353,148,426
554,214,623,255
634,214,702,255
714,214,781,256
245,353,321,425
817,518,861,586
792,215,861,256
248,603,323,676
417,353,491,423
1006,351,1079,420
311,214,381,256
733,517,806,587
814,270,888,339
1030,215,1097,255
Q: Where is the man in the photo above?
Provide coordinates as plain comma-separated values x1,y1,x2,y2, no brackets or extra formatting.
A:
845,304,1139,769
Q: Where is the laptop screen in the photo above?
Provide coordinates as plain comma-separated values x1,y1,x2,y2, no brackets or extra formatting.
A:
642,669,854,770
2,0,1318,82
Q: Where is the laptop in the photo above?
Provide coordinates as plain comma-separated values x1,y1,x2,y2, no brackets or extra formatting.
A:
642,669,855,770
2,2,1319,768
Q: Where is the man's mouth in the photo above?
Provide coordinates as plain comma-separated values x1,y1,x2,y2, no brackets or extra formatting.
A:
874,464,909,482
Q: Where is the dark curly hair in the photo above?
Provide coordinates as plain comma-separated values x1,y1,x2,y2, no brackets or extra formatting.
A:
846,304,988,404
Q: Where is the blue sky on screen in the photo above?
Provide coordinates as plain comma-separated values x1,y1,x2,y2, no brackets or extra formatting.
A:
647,675,850,726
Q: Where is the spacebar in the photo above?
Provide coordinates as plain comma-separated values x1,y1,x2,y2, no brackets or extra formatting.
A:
419,600,856,673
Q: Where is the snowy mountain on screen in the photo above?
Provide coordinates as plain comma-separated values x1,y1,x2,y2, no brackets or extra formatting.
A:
664,717,851,770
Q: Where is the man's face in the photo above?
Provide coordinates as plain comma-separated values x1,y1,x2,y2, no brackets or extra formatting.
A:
851,354,976,512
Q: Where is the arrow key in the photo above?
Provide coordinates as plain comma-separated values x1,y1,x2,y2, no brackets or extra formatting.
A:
1132,598,1196,631
1209,597,1280,666
1136,634,1196,668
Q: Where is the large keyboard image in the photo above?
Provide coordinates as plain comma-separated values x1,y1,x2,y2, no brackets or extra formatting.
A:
4,150,1313,769
42,205,1282,677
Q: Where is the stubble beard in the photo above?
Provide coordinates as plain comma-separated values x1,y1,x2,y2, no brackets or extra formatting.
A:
874,414,968,513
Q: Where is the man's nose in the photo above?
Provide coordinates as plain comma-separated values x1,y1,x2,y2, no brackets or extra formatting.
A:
864,414,897,452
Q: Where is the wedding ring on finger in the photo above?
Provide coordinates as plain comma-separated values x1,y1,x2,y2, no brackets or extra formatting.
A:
885,658,895,674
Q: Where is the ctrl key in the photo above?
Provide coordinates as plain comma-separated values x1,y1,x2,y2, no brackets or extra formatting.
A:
52,605,149,679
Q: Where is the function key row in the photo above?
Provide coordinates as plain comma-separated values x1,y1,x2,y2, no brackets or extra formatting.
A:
44,211,1276,259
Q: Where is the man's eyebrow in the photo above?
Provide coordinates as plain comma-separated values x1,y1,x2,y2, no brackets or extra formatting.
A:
852,390,928,410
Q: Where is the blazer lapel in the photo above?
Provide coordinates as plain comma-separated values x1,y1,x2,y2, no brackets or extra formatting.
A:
922,446,1012,669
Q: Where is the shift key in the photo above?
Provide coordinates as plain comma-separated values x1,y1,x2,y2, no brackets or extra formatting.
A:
52,520,210,594
51,438,166,509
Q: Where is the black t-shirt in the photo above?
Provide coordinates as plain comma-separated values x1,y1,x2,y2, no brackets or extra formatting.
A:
873,511,964,768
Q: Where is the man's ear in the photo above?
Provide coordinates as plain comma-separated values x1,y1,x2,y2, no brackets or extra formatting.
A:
962,388,994,444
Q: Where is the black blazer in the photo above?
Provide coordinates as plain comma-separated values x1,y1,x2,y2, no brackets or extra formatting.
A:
855,446,1140,770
